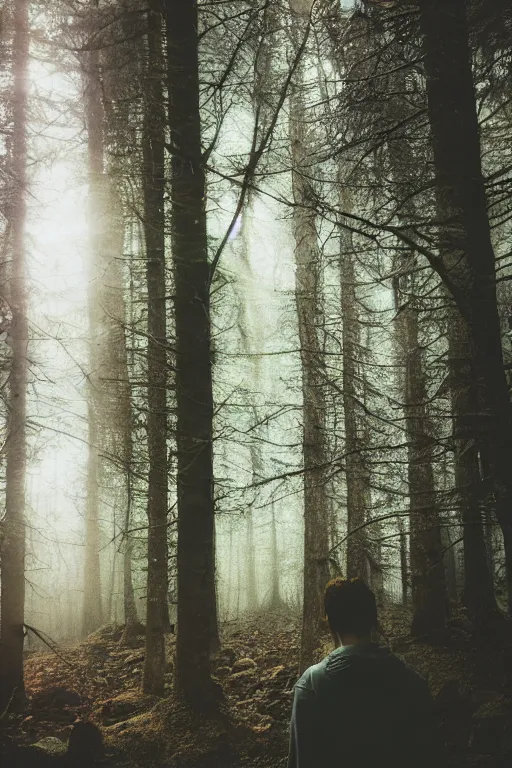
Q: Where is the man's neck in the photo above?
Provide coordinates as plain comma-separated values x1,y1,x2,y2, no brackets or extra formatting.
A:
337,633,372,648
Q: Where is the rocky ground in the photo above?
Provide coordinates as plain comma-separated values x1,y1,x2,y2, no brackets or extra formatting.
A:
3,608,512,767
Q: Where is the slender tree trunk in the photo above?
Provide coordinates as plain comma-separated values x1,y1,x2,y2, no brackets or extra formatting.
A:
234,207,260,616
448,309,501,625
399,523,409,606
236,535,241,620
226,524,233,620
245,507,258,612
142,1,168,696
289,53,330,673
93,177,141,640
443,528,458,608
394,268,447,637
339,199,371,583
122,260,142,643
122,478,141,639
269,502,282,608
164,0,219,706
0,0,29,711
383,65,446,635
419,0,512,615
82,28,104,636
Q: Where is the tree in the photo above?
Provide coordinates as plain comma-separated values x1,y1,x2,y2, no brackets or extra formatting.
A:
164,0,219,707
418,0,512,614
141,0,169,698
339,193,372,584
447,308,501,625
82,8,105,635
289,14,330,671
0,0,29,711
393,262,447,636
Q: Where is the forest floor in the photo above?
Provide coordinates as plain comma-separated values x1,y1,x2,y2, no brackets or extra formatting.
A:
4,606,512,767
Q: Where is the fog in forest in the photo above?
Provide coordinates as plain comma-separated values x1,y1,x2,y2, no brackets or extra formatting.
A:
2,0,512,766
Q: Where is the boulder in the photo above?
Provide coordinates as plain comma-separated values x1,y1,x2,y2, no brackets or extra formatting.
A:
95,692,155,725
232,658,256,673
32,736,67,756
30,687,81,710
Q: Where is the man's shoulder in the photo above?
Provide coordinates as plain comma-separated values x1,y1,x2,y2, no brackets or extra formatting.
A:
294,655,331,694
294,646,358,693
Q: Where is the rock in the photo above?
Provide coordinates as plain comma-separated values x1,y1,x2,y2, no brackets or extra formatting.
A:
95,692,155,725
30,687,82,710
32,737,67,756
232,658,256,673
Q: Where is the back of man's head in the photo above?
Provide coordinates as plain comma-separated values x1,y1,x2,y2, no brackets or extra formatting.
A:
324,577,378,639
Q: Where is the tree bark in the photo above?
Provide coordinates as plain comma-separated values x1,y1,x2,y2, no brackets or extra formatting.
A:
269,502,282,609
141,1,168,696
289,40,330,672
82,26,104,636
245,508,258,612
382,65,446,636
164,0,219,707
399,522,409,606
448,309,501,625
339,197,371,584
418,0,512,615
394,266,447,637
0,0,29,711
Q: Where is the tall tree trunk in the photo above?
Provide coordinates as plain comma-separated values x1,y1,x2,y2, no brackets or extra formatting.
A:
289,42,330,672
234,206,260,616
382,63,446,635
164,0,219,706
448,310,501,625
142,1,168,696
0,0,29,711
418,0,512,615
122,478,141,640
82,28,104,636
399,520,409,606
245,507,258,612
92,174,141,640
394,267,447,637
269,502,282,608
339,197,371,584
122,259,142,644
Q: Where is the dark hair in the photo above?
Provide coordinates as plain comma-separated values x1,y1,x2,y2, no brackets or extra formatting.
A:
324,577,378,637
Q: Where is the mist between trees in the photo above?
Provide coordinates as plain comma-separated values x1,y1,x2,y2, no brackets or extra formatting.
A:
1,0,512,712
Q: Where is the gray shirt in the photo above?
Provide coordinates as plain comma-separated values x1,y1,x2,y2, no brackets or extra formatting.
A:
287,643,438,768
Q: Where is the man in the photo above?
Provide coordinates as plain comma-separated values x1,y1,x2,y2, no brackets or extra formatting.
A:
288,578,440,768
